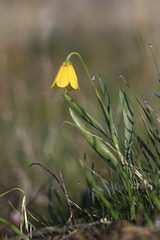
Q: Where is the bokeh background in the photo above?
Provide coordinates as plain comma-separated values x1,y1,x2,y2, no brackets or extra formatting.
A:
1,0,160,222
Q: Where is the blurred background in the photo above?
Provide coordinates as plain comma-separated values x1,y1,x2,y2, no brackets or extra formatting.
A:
0,0,160,223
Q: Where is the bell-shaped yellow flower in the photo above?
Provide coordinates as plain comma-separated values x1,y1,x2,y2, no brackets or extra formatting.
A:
51,62,80,91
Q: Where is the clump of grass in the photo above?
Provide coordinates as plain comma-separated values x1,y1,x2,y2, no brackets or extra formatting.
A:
64,79,160,224
61,50,160,225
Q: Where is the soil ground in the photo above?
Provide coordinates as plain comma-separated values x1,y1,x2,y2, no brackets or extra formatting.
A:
1,221,160,240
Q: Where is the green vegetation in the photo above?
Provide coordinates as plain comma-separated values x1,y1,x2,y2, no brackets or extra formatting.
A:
61,51,160,225
1,48,160,238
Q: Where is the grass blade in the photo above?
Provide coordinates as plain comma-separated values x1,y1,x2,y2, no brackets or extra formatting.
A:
119,90,134,160
63,93,108,138
98,74,121,155
98,74,110,112
136,134,160,170
136,97,160,139
85,172,119,220
0,217,29,240
69,108,119,171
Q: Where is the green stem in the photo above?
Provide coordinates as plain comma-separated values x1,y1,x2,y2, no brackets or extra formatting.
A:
66,52,122,156
66,52,102,104
0,187,25,198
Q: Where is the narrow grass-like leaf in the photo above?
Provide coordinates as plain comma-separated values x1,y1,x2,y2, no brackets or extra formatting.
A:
136,135,160,170
149,129,160,144
136,97,160,139
69,108,119,171
137,98,152,124
98,74,110,112
152,193,160,211
140,112,160,161
153,92,160,98
98,74,120,153
63,93,108,138
0,187,25,198
85,172,119,220
119,90,134,159
0,217,29,240
133,143,153,172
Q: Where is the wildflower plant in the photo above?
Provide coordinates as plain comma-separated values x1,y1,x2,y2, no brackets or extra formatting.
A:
51,60,80,91
52,51,160,224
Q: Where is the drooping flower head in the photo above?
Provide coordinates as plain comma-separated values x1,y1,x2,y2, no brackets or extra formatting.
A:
51,61,80,92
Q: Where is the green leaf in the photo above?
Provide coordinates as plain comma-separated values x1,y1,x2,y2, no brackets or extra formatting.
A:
98,74,110,112
98,74,120,152
136,97,160,139
0,217,29,240
85,172,119,220
140,112,160,162
69,108,119,171
136,134,160,169
119,90,134,159
0,187,25,198
63,93,108,138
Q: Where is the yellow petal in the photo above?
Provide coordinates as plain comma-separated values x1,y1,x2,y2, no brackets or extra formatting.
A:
51,61,80,91
68,64,80,90
57,65,70,88
51,65,63,88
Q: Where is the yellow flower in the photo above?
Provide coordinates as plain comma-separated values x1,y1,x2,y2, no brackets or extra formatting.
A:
51,62,80,91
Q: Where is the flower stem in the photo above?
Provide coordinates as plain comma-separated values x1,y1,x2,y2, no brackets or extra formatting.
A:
66,52,102,101
66,52,125,163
